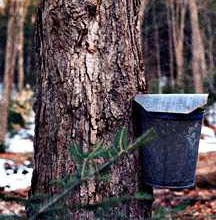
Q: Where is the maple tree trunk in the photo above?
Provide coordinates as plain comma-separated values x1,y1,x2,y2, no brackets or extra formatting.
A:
30,0,153,219
0,0,18,144
188,0,206,93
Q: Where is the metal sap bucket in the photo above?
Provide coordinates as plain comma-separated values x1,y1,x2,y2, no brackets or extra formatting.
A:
133,94,208,189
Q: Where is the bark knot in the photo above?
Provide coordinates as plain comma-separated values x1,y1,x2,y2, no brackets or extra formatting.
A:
85,0,101,16
86,2,97,17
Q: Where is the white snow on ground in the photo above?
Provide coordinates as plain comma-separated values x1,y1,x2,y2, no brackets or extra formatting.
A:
5,166,33,191
5,136,33,153
5,112,35,153
199,139,216,153
201,126,215,138
0,159,33,191
199,126,216,153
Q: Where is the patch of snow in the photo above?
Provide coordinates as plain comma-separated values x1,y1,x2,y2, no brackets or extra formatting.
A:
0,159,13,188
206,103,216,126
5,167,33,191
5,114,35,153
23,160,31,167
17,128,34,139
199,139,216,153
201,126,215,138
0,159,33,191
26,123,35,137
5,134,33,153
199,125,216,153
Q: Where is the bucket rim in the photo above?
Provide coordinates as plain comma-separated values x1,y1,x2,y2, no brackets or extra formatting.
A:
134,94,209,114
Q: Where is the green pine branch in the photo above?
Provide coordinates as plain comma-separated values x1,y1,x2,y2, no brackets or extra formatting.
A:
28,127,156,220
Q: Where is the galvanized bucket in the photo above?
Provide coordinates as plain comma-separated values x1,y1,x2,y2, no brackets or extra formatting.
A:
133,94,208,189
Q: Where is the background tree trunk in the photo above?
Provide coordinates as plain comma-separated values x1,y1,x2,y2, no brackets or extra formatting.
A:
169,0,186,90
189,0,206,93
0,0,18,144
167,5,175,90
30,0,152,219
17,0,29,92
153,3,162,94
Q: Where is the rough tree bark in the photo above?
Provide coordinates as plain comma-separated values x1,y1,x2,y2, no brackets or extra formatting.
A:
30,0,153,219
0,0,18,144
188,0,206,93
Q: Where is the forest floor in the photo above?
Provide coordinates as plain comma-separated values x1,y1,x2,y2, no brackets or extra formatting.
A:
1,88,216,218
0,152,215,219
153,152,216,220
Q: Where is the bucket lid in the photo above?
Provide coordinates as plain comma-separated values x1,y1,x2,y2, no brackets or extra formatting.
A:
134,94,208,114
